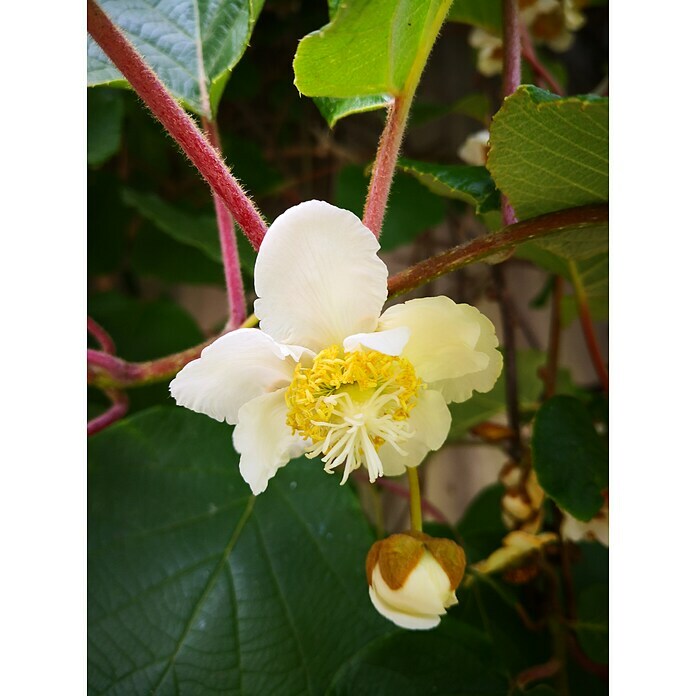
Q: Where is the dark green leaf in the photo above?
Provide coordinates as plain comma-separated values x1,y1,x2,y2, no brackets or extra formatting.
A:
294,0,452,98
531,396,608,521
87,0,266,117
457,483,507,564
89,407,391,694
411,93,491,126
314,95,392,128
131,223,226,286
488,86,608,221
88,171,128,276
448,0,502,34
327,619,507,695
575,584,609,665
398,158,500,213
87,88,124,166
88,292,204,362
334,165,445,251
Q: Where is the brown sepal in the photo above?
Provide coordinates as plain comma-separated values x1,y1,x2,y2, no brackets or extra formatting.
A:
425,537,467,590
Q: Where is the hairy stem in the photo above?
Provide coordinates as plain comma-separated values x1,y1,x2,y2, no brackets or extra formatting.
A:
362,0,454,236
568,260,609,393
87,0,267,249
363,96,410,236
87,316,116,354
202,118,247,326
87,389,129,436
406,467,423,533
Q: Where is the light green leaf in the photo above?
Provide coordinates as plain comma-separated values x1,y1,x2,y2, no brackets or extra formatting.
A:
294,0,453,98
531,396,608,521
87,0,266,118
398,157,500,213
89,407,391,694
448,0,502,34
87,88,125,166
327,619,507,695
335,165,445,251
315,95,393,128
487,86,608,221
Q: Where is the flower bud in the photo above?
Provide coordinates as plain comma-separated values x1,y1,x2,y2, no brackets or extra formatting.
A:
366,531,466,630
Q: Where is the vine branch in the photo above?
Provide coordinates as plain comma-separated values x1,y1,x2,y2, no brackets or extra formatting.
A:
87,0,267,250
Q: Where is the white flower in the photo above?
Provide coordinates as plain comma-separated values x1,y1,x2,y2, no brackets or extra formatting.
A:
469,28,503,76
457,129,490,166
366,532,465,630
170,201,502,495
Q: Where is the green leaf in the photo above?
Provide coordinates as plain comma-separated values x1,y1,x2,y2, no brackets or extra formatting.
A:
398,158,500,213
457,483,507,564
131,223,226,286
411,93,491,126
531,396,608,521
487,86,608,221
326,619,507,695
89,407,391,694
122,189,257,278
88,171,128,276
448,0,502,34
294,0,453,98
315,95,393,128
87,0,266,118
87,88,124,166
575,584,609,665
335,165,445,251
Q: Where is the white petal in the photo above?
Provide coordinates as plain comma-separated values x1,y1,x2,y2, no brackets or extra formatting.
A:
369,585,441,630
233,389,308,495
378,296,503,404
343,326,410,356
379,389,451,477
170,328,306,425
254,201,388,352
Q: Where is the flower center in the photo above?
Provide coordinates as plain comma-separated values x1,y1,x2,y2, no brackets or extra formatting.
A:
285,345,422,484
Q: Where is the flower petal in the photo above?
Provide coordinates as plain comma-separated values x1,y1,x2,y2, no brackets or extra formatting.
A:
379,389,451,477
343,326,410,356
369,585,441,630
170,328,307,425
378,296,502,403
233,389,308,495
254,201,388,352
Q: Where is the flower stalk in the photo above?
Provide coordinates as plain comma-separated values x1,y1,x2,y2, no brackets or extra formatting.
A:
87,389,129,436
202,118,247,327
86,0,267,250
407,467,423,533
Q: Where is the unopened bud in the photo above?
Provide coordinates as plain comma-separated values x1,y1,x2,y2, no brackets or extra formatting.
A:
366,531,466,630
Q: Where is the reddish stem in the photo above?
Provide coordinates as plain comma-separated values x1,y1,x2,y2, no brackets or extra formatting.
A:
520,22,564,95
202,118,247,327
87,0,267,250
363,96,408,237
87,316,116,354
388,204,608,297
570,261,609,393
87,389,129,435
